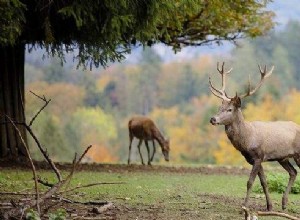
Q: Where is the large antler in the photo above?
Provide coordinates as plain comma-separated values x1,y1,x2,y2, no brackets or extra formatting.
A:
209,62,233,101
240,65,274,99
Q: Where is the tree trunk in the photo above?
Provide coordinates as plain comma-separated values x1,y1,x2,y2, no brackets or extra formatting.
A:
0,44,27,161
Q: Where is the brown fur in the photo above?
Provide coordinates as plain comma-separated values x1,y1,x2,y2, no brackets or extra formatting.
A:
128,116,170,165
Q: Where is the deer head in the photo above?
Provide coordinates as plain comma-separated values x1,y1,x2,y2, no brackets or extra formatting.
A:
162,138,170,161
209,62,274,126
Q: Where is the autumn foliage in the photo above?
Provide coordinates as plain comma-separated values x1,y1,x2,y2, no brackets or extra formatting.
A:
25,57,300,165
24,21,300,165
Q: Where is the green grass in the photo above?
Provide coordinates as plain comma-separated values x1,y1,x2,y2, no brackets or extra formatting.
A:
1,168,300,219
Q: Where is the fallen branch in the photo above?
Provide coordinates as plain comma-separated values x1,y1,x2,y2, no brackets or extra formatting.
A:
37,177,54,187
1,92,121,219
74,217,114,220
0,192,35,196
92,202,114,214
52,196,109,206
257,211,300,220
242,206,300,220
60,181,126,194
33,145,92,207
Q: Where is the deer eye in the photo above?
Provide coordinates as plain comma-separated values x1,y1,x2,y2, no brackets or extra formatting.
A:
227,109,232,112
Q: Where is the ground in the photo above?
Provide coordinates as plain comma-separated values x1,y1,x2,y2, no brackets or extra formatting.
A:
0,162,299,219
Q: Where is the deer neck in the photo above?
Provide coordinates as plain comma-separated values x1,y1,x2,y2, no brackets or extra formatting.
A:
153,128,166,148
225,109,249,152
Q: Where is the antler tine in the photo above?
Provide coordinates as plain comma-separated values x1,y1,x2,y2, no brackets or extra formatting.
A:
240,75,252,98
217,62,223,73
209,77,231,101
258,64,274,78
217,62,233,92
209,76,222,96
209,62,232,101
217,62,233,75
240,65,274,99
209,78,224,98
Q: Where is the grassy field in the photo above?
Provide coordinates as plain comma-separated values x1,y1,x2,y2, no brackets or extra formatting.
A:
1,165,300,219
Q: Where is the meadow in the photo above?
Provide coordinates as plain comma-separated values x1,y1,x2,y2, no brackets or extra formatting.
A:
1,164,300,219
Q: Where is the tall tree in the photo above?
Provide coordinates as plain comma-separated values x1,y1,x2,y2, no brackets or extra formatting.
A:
0,0,274,161
131,47,161,115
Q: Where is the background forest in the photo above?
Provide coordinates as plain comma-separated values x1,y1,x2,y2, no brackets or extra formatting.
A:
25,20,300,166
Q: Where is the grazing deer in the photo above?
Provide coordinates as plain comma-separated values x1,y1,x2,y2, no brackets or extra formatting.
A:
128,116,170,165
209,62,300,211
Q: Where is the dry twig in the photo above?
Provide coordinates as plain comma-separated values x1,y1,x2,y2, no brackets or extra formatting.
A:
242,206,300,220
5,115,40,214
1,92,121,220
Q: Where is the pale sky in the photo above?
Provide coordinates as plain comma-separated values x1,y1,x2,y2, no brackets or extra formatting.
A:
126,0,300,63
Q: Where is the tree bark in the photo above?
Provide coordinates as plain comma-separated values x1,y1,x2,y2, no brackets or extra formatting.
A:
0,44,27,160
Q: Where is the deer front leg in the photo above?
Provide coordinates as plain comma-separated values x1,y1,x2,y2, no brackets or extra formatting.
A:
244,160,261,208
137,140,145,165
258,166,273,211
144,140,151,165
128,135,133,165
150,140,156,162
278,160,297,210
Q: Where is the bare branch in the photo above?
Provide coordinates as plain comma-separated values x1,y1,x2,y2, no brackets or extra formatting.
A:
5,115,40,214
25,124,62,182
60,182,126,194
76,145,93,167
30,91,47,102
52,196,109,206
1,92,123,219
62,145,93,193
28,91,51,126
242,206,300,220
19,86,25,121
0,192,35,196
37,177,54,187
257,211,300,220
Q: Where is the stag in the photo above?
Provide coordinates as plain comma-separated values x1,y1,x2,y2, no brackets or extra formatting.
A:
209,62,300,211
128,116,170,165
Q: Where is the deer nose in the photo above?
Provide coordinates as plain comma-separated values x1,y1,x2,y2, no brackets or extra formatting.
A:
210,117,216,125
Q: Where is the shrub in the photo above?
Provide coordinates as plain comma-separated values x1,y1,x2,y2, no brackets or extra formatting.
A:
253,173,300,194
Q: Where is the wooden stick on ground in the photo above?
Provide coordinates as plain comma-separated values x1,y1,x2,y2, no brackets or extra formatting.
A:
242,206,300,220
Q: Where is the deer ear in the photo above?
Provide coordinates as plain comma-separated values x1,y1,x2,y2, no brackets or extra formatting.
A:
234,96,242,108
232,94,241,108
236,97,241,108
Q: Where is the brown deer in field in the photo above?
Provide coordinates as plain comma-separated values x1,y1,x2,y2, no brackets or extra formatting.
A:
128,116,170,165
209,62,300,211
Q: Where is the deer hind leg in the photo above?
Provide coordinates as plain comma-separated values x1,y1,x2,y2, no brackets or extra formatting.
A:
128,134,134,165
244,160,262,208
144,140,151,165
278,160,297,210
137,140,145,165
258,166,273,211
150,140,156,162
